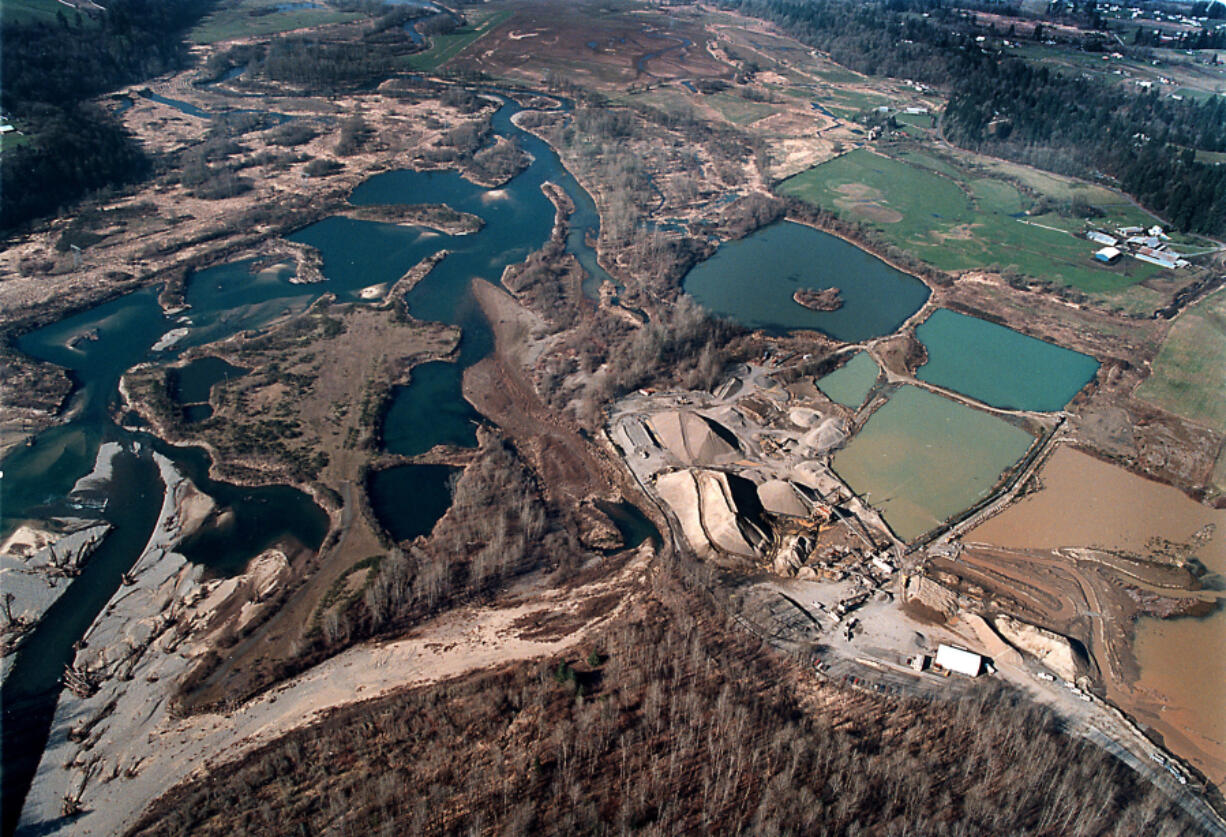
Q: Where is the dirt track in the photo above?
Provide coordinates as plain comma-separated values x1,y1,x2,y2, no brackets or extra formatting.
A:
464,279,623,508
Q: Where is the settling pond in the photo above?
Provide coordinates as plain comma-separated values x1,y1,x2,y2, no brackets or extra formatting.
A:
968,445,1226,785
817,351,879,408
832,385,1035,541
915,309,1100,412
682,221,930,342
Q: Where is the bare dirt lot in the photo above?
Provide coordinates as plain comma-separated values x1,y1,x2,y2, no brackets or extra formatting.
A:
455,0,732,90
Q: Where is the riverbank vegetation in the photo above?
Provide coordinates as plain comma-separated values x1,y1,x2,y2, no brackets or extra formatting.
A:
122,299,460,487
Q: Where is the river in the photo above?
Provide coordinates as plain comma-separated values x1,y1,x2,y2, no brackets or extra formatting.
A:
0,93,615,831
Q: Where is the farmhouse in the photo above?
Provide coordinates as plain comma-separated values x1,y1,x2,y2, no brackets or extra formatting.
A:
1134,247,1181,269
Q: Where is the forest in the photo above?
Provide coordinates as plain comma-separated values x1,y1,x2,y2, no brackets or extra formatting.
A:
722,0,1226,236
0,0,215,230
132,582,1196,836
944,61,1226,234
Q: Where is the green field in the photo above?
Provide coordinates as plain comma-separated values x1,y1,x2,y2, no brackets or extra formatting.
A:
705,91,780,125
190,1,362,45
894,111,936,130
405,9,512,72
1135,288,1226,435
777,148,1167,294
974,157,1121,205
1,0,97,25
0,132,31,153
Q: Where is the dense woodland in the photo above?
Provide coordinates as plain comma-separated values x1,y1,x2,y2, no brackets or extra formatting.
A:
723,0,1226,236
134,586,1196,836
0,0,214,229
944,62,1226,233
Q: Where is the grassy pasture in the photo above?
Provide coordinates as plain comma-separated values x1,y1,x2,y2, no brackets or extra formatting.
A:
893,111,936,130
2,0,94,25
1135,288,1226,435
0,132,31,153
777,148,1165,293
405,9,514,72
190,0,361,44
704,91,779,125
974,157,1120,204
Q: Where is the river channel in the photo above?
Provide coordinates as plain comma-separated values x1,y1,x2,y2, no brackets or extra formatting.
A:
0,94,614,829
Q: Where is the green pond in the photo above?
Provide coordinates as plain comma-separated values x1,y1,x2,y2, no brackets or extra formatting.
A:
832,386,1035,541
817,351,879,408
682,221,930,342
915,309,1100,412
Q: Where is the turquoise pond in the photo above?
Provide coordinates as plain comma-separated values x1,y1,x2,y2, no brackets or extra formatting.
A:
915,309,1100,412
682,221,930,342
817,351,879,408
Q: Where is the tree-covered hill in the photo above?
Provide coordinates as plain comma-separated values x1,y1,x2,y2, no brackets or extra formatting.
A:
0,0,215,230
722,0,1226,237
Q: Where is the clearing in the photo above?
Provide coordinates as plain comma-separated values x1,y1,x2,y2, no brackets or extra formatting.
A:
190,0,362,44
1135,287,1226,435
777,147,1179,296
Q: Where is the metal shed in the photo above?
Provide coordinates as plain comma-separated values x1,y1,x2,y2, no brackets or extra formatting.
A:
935,644,983,677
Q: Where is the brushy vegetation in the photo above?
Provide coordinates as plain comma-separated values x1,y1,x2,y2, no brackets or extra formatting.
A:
178,433,566,710
133,586,1195,836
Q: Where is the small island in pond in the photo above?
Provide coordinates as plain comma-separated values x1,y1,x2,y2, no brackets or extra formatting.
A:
793,287,844,312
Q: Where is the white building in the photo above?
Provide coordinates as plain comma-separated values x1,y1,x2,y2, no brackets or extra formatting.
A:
1086,231,1117,246
935,644,983,677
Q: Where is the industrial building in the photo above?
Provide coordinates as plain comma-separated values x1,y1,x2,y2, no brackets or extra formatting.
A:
935,644,983,677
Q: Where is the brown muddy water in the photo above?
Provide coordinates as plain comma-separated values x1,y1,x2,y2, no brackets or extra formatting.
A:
1132,611,1226,787
970,446,1225,571
969,445,1226,787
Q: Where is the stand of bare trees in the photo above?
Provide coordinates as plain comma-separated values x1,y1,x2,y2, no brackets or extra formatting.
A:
133,579,1192,837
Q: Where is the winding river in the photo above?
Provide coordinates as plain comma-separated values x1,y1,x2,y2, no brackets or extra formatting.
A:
0,94,613,830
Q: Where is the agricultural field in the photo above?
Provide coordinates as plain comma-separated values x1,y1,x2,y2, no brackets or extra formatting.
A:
190,0,362,45
703,90,780,125
405,9,513,73
973,157,1122,205
0,133,31,153
1,0,98,25
1135,288,1226,436
777,147,1174,296
1196,149,1226,166
451,0,727,89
